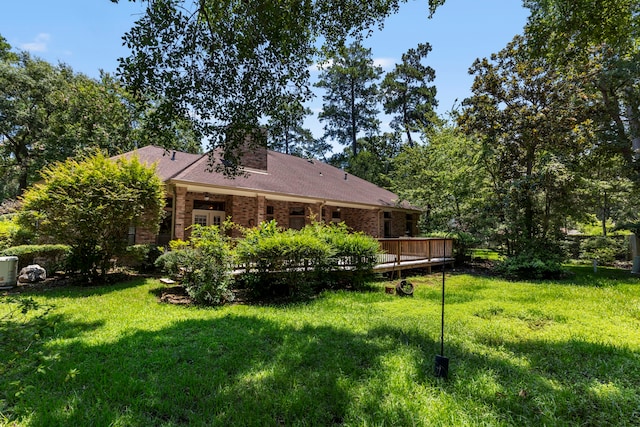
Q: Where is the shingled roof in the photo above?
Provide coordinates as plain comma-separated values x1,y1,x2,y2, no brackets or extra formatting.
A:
120,145,417,210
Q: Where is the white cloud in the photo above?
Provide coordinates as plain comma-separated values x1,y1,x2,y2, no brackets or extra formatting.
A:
20,33,51,52
308,58,334,73
310,57,396,72
373,57,396,70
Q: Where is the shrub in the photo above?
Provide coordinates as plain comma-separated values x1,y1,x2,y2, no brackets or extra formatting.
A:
307,222,380,287
155,225,233,305
1,244,70,271
579,236,629,265
495,240,567,280
235,221,380,297
235,222,334,297
0,214,33,251
17,152,165,281
117,244,164,272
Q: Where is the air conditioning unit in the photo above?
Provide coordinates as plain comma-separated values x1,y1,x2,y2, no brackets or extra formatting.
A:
0,256,18,289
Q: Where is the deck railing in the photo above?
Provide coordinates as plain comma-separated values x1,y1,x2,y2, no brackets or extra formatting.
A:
377,237,454,266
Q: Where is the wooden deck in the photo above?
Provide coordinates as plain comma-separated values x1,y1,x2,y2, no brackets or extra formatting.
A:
374,238,455,276
230,237,455,277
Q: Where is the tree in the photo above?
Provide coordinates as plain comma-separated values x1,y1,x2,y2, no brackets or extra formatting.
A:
0,34,17,62
459,35,595,255
0,52,61,197
17,152,165,281
266,95,314,156
114,0,449,169
337,132,401,187
380,42,438,145
391,124,488,235
524,0,640,176
316,41,382,155
0,44,200,201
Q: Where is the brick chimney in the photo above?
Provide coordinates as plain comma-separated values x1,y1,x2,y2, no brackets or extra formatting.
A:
227,127,268,171
240,134,268,170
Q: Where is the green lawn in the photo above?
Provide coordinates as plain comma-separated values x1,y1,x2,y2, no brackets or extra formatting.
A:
2,266,639,426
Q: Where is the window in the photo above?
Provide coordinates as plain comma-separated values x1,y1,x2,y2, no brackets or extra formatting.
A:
193,213,208,226
193,200,225,211
289,206,305,230
266,205,275,221
405,213,415,237
128,226,136,245
331,210,341,223
192,210,225,227
290,206,305,216
383,211,392,237
157,211,172,246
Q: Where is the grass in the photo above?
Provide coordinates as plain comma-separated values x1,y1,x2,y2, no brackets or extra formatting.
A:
471,249,504,261
1,266,639,426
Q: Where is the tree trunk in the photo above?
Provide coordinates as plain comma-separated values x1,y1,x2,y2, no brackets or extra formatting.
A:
350,78,357,155
602,190,608,237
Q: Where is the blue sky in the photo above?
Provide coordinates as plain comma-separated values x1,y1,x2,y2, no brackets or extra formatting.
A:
1,0,529,141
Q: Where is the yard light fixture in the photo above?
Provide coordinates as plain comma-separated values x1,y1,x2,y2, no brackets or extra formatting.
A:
434,257,449,378
435,229,454,379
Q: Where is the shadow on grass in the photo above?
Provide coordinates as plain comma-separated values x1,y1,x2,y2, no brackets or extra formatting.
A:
2,312,439,426
561,265,640,287
445,335,640,426
13,276,154,300
2,294,639,426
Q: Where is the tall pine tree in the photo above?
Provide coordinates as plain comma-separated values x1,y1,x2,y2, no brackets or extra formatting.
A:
315,41,382,155
380,43,438,146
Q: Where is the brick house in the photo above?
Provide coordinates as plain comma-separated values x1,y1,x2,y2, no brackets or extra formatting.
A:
118,145,421,245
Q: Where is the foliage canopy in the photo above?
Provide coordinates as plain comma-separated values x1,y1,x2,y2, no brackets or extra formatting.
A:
113,0,446,171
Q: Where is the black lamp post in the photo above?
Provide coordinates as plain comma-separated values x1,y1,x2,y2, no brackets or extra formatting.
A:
434,235,450,378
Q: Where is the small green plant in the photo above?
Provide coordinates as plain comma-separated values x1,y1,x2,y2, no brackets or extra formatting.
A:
0,214,33,251
155,224,234,305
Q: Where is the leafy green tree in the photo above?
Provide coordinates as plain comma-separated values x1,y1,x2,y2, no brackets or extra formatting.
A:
316,41,382,155
0,45,200,200
459,35,595,255
380,42,437,146
1,52,61,197
113,0,450,169
17,152,165,281
335,133,401,187
391,124,488,235
524,0,640,176
522,1,640,249
0,34,17,62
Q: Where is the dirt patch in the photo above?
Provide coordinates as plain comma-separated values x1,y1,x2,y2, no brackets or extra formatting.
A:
1,272,152,295
158,285,193,305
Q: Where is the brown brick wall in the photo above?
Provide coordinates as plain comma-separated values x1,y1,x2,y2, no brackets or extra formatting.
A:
342,208,380,237
135,228,156,244
138,186,420,243
391,211,407,237
230,195,256,229
174,187,187,240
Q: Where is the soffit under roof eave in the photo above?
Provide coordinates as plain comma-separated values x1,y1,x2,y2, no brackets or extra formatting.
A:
166,179,420,212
